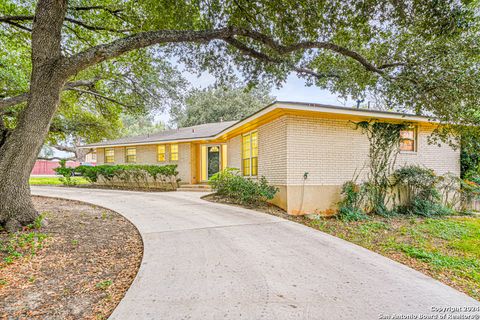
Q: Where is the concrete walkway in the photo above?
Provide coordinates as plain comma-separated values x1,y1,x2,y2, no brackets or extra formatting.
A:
31,186,479,320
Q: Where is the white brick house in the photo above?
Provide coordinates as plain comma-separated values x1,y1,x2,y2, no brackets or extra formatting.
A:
83,101,460,215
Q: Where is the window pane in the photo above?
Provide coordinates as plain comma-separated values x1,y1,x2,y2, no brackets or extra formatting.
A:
400,139,415,151
126,148,136,163
105,148,114,163
158,145,166,162
170,144,178,161
242,134,251,159
251,157,258,176
400,129,414,140
243,159,250,176
399,127,416,152
251,132,258,157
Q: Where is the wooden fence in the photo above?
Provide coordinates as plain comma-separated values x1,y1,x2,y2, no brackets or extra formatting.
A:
31,160,81,175
471,199,480,212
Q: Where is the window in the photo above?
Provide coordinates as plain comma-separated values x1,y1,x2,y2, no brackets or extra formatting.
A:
170,144,179,161
125,147,136,163
105,148,115,163
157,145,166,162
242,131,258,176
400,127,417,152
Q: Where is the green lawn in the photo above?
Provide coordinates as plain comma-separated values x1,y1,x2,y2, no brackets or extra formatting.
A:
29,176,89,185
300,215,480,301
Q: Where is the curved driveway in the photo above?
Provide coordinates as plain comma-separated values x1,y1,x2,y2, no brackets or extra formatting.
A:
31,186,479,320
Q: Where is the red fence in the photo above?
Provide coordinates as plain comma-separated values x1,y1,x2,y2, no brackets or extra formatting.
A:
31,160,81,175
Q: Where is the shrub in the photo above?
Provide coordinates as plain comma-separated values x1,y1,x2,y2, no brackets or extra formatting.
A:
337,181,369,221
460,178,480,203
53,159,77,186
392,165,452,216
0,231,48,265
209,168,278,206
74,164,179,190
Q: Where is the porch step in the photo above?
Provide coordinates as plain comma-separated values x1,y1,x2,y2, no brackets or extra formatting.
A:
177,184,213,192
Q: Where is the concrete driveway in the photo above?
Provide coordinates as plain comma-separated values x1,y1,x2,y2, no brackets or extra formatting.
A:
31,186,479,320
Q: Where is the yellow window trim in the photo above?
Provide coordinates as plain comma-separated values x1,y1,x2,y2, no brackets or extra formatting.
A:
400,126,417,152
170,144,179,161
242,131,258,177
125,147,137,163
157,144,166,162
105,147,115,163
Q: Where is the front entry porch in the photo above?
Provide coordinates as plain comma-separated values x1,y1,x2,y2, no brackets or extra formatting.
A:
184,143,227,189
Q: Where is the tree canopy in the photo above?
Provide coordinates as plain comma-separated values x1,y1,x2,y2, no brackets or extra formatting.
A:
170,83,274,127
2,0,479,131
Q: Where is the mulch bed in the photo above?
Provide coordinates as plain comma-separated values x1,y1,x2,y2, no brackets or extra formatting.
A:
202,193,288,217
0,196,143,320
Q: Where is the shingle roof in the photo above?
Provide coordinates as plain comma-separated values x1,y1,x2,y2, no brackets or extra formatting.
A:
83,100,433,149
84,121,238,148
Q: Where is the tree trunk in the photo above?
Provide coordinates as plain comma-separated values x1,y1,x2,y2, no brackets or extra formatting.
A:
0,0,67,232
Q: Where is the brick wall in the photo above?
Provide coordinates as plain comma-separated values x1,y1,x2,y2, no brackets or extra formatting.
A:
93,114,460,192
96,148,104,165
284,115,460,185
226,116,289,184
114,147,126,164
94,143,192,183
258,116,288,184
396,127,460,175
226,135,242,170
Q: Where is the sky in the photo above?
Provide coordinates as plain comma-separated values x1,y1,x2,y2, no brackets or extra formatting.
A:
156,63,355,123
54,65,356,159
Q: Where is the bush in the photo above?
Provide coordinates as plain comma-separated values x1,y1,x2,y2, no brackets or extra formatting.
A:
53,159,77,186
74,164,179,190
209,168,278,206
459,176,480,212
392,165,452,216
337,181,369,221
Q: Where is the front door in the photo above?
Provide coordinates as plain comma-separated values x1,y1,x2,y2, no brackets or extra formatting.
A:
207,145,220,179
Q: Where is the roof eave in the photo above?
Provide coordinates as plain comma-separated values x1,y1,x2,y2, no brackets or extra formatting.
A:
82,102,438,149
78,136,218,149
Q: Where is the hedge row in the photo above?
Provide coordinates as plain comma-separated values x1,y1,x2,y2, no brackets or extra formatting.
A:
55,162,180,190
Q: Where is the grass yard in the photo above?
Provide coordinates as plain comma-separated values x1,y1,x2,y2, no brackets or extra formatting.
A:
301,215,480,301
29,176,89,185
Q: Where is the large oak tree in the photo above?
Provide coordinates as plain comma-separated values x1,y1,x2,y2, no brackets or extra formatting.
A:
170,82,274,127
0,0,479,231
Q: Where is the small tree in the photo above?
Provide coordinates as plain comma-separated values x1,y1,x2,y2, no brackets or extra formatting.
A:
53,159,77,186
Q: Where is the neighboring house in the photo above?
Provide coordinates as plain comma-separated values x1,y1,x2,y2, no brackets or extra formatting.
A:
83,150,97,164
32,160,81,175
81,101,460,215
